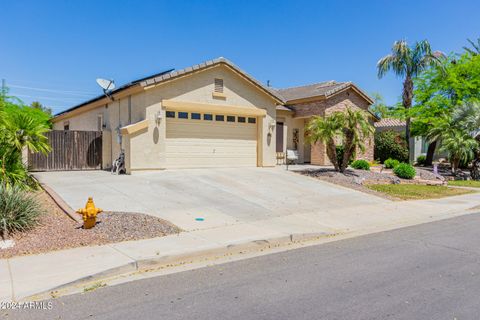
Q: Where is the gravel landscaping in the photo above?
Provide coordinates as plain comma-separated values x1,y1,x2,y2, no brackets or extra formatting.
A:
0,191,181,259
298,167,399,199
297,166,446,200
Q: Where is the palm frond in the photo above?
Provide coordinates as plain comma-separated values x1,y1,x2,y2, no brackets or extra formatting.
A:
452,101,480,136
377,40,411,78
463,38,480,55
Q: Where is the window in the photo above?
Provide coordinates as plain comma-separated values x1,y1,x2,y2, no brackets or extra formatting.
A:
204,114,213,121
166,111,175,118
214,78,224,93
248,117,256,124
215,115,225,121
238,117,246,123
178,112,188,119
63,121,70,131
191,113,201,120
227,115,235,122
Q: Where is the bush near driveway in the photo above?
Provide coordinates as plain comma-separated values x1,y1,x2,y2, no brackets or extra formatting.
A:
0,185,44,235
351,159,370,170
367,184,473,200
394,163,416,179
384,158,400,169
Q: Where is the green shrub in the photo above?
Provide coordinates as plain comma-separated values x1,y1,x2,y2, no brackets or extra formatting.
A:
0,186,44,235
351,159,370,170
393,163,416,179
336,145,355,167
384,158,400,169
374,130,409,163
416,155,427,166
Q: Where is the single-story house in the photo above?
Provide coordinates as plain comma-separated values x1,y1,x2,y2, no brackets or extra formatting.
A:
52,57,376,173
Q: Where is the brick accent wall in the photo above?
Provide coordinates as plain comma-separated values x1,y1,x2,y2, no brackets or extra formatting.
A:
356,137,374,162
290,88,374,165
311,141,327,165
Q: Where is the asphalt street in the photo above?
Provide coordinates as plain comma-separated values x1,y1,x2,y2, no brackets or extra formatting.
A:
6,213,480,320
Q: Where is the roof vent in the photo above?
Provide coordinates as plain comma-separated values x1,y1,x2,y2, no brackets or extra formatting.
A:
214,78,224,93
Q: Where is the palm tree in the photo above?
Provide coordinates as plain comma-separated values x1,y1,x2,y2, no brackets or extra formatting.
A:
306,108,374,173
340,108,375,172
453,101,480,131
426,101,480,176
377,40,444,156
6,112,50,154
451,101,480,178
463,38,480,56
439,130,477,174
0,96,51,189
305,113,343,171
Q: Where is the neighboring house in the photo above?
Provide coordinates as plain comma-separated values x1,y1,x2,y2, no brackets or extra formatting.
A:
51,58,375,173
374,118,430,162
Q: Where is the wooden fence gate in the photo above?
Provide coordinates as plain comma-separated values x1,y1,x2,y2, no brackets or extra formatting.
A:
28,130,102,171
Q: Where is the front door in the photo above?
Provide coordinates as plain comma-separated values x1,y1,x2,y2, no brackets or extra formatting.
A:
276,122,284,152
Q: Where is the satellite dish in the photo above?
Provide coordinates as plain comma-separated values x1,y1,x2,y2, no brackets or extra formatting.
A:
96,78,115,91
96,78,115,100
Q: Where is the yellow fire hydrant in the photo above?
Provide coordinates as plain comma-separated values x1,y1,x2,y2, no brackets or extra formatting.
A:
77,197,102,229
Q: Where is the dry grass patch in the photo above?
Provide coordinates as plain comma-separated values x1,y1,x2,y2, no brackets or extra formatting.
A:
366,184,474,200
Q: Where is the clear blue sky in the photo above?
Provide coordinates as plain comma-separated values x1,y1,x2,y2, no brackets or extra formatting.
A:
2,0,479,114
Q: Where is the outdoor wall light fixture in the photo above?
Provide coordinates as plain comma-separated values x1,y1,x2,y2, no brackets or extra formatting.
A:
268,119,276,133
155,111,163,125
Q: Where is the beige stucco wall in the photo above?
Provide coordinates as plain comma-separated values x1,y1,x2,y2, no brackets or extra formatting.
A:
101,130,112,169
53,64,278,172
52,106,108,131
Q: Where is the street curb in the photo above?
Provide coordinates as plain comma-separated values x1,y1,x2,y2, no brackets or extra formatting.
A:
21,206,479,302
25,231,337,301
40,183,82,223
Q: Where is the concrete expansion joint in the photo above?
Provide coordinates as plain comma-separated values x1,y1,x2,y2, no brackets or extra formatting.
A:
6,259,15,301
107,244,137,265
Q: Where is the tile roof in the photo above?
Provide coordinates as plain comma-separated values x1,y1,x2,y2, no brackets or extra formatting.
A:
275,81,352,102
54,57,375,120
54,57,284,118
374,118,406,128
140,57,284,103
276,105,293,111
55,68,174,117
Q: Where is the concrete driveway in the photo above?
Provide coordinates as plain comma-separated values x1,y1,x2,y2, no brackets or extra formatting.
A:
34,167,388,231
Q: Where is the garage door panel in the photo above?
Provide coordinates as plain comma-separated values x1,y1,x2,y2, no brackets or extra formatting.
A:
165,117,257,168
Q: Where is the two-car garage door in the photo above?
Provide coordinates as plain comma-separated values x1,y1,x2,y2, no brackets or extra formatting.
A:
165,111,258,168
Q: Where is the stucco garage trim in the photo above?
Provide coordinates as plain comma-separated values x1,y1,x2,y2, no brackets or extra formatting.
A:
120,119,148,135
162,100,267,117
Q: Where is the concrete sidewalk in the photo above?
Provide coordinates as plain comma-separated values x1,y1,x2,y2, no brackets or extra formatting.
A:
1,191,479,302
